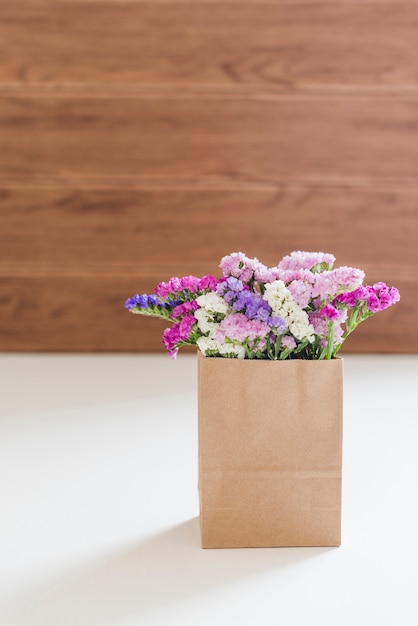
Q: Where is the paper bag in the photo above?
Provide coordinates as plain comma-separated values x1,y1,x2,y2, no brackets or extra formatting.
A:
198,351,343,548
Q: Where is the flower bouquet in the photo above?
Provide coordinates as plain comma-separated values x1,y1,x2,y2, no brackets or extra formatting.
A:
125,250,400,360
125,251,400,548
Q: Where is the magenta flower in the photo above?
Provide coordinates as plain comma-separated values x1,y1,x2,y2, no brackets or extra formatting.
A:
162,314,197,359
171,300,200,319
368,282,400,312
337,282,400,313
179,275,201,292
320,304,341,322
336,285,368,308
156,274,216,298
198,275,218,291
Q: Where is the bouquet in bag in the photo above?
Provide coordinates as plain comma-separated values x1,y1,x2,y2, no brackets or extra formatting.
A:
125,251,400,360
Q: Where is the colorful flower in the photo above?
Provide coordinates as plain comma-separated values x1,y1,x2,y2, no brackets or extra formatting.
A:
125,251,400,360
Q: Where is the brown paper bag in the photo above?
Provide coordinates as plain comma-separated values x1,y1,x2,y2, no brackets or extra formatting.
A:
198,351,343,548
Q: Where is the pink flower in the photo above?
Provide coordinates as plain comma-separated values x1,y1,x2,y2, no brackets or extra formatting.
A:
312,267,365,302
308,310,344,350
308,310,329,337
253,264,277,284
281,336,296,350
219,252,257,283
273,268,314,283
216,313,270,343
286,279,314,308
278,251,336,272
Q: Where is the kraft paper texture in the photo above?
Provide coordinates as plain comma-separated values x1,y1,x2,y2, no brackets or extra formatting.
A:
198,351,343,548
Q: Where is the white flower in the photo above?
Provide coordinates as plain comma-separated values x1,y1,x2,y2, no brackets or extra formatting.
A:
263,280,315,342
219,343,245,359
197,336,222,354
197,336,245,358
194,308,218,334
196,293,229,314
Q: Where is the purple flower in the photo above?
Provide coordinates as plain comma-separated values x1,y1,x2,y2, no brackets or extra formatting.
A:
226,277,244,292
231,291,272,321
255,307,270,322
124,294,149,309
216,277,245,298
268,316,287,333
231,291,252,311
147,294,160,306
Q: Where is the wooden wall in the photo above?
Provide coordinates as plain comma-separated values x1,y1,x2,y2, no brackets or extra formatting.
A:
0,0,417,352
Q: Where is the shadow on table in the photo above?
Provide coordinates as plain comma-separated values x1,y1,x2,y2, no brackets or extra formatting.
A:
5,517,333,626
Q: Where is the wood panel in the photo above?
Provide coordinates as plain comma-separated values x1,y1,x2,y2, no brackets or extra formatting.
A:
2,95,418,179
0,184,416,269
0,183,415,351
1,3,418,89
0,1,416,352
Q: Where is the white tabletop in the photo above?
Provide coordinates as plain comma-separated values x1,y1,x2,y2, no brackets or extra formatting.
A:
1,353,417,626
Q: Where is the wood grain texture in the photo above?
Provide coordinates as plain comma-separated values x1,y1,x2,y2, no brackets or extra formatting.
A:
2,2,418,89
2,95,418,179
0,185,416,269
1,1,416,352
0,184,415,351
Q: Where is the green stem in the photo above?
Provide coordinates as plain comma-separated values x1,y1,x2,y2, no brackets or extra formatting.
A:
326,322,335,360
274,334,283,360
130,308,172,322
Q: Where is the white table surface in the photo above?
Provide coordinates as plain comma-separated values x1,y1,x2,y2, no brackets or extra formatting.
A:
1,353,417,626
